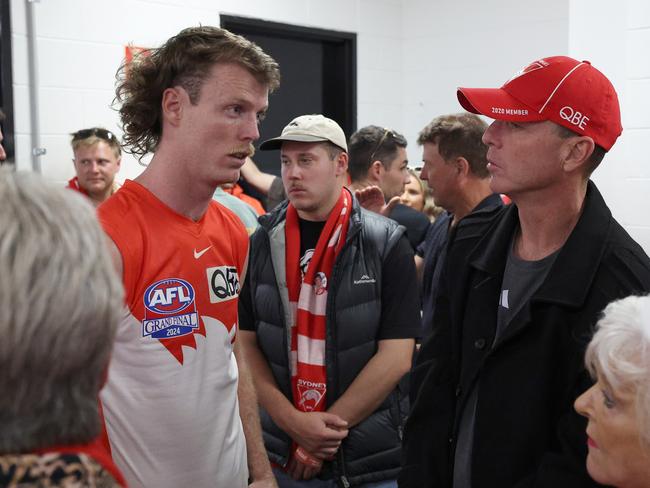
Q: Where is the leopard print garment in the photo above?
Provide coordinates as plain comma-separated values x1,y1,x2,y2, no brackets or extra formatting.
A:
0,452,120,487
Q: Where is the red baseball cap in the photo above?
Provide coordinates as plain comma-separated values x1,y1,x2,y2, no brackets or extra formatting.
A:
457,56,622,151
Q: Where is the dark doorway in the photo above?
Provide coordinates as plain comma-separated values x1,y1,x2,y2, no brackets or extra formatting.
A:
0,0,15,164
221,15,356,180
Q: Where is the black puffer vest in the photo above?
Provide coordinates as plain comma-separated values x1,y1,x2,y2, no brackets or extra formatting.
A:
247,198,408,486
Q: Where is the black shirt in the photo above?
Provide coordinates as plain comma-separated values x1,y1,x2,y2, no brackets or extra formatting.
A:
388,203,430,251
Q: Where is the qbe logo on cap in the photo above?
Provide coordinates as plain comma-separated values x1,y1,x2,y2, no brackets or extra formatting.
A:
559,106,590,130
142,278,199,339
206,266,240,304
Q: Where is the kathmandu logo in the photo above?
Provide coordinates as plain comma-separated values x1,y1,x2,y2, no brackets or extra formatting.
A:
354,274,376,285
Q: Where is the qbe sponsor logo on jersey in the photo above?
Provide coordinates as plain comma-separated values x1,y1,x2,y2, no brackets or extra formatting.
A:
206,266,240,304
142,278,199,339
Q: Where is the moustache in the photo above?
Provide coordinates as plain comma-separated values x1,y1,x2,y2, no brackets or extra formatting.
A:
228,143,256,159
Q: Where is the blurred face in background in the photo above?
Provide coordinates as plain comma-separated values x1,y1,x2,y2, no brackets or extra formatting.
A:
401,176,425,212
378,146,410,201
73,141,121,200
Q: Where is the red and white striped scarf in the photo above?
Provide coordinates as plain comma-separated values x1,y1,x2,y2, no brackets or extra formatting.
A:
285,188,351,415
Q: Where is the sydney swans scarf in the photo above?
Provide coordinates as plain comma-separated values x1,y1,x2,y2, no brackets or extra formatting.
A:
285,188,351,417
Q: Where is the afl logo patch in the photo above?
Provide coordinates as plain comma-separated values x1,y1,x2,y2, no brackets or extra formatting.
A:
206,266,240,304
142,278,199,339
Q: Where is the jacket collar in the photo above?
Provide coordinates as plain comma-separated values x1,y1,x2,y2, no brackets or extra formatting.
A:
468,181,612,308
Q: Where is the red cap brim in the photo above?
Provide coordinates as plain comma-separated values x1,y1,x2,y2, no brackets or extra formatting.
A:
457,87,546,122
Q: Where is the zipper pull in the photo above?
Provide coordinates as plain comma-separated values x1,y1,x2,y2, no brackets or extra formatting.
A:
340,475,350,488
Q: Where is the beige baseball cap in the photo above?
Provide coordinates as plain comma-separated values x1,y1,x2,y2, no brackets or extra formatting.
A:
259,114,348,152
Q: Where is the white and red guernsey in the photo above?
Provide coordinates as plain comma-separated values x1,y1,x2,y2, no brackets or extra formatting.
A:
98,180,249,488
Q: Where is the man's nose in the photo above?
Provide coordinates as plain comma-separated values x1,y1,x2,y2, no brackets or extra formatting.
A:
241,115,260,142
285,164,300,179
482,121,500,147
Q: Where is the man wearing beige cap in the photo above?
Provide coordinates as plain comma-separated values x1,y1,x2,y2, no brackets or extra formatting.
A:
239,114,420,487
401,57,650,488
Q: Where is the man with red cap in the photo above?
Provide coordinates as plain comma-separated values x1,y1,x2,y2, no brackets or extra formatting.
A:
400,56,650,488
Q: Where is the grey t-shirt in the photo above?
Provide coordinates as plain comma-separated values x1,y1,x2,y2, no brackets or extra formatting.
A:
452,235,558,488
496,238,559,342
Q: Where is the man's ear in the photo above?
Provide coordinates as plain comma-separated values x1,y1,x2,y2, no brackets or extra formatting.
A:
369,160,383,181
161,86,187,127
336,152,349,176
454,156,470,177
561,136,595,173
116,157,122,170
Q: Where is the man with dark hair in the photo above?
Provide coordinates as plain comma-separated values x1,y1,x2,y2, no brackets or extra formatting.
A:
413,113,502,344
67,127,121,206
348,126,430,250
239,114,419,487
401,56,650,488
98,26,280,487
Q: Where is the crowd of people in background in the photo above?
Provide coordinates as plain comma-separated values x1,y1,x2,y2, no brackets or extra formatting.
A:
1,24,650,488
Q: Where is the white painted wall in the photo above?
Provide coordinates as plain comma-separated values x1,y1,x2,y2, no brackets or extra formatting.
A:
10,0,649,250
10,0,403,182
568,0,650,252
400,0,569,163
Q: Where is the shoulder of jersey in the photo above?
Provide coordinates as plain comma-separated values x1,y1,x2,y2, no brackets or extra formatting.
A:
209,200,248,235
97,186,134,220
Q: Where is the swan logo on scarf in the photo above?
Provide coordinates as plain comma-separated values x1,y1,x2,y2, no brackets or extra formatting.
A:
297,378,326,412
142,278,199,339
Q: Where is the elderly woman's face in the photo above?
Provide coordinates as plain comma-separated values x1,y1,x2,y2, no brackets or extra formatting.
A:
574,374,650,487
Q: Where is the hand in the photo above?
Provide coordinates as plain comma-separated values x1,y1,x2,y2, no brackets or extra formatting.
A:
287,449,322,481
355,186,400,217
248,474,278,488
286,410,348,459
240,157,256,181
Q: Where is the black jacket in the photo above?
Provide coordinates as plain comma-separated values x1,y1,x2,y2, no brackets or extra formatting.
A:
244,198,410,486
401,181,650,488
